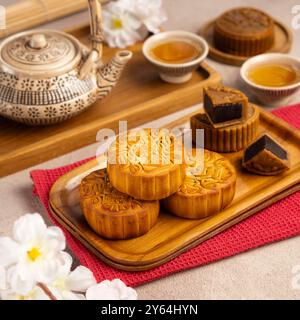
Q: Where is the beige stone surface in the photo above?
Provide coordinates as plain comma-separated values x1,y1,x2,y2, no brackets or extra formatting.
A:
1,0,300,299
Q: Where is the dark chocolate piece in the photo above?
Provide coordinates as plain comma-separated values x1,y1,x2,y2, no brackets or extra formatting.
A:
243,134,289,176
203,86,248,128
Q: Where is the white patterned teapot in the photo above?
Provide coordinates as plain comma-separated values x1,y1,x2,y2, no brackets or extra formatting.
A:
0,0,132,125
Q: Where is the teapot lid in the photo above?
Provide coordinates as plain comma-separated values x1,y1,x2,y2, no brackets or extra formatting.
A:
0,30,83,77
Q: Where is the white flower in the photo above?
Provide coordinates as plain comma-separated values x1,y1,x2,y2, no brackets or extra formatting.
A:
0,265,6,290
47,252,96,300
0,213,137,301
0,213,66,295
102,0,167,48
103,2,144,48
86,279,137,300
121,0,167,33
1,285,50,300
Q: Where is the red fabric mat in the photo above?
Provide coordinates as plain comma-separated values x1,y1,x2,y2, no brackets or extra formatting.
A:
31,104,300,287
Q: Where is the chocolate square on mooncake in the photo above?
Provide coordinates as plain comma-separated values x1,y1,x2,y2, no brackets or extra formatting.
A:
243,134,290,176
203,86,248,128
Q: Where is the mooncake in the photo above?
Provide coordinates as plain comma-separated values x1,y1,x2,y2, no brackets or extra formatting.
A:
243,134,290,175
214,7,274,56
191,104,260,153
161,149,236,219
107,128,186,200
203,86,249,128
80,169,160,239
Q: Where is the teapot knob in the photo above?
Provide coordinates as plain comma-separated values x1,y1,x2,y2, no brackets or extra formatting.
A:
28,34,47,50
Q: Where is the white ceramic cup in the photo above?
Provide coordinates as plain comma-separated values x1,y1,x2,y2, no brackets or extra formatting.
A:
143,31,209,84
240,53,300,107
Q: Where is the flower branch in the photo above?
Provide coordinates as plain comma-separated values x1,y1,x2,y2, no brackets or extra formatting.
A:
37,283,58,300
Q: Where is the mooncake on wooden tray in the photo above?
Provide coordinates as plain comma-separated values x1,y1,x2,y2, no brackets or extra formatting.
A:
243,134,290,175
107,129,186,200
49,105,300,271
191,104,260,153
214,7,275,56
80,169,159,239
161,149,236,219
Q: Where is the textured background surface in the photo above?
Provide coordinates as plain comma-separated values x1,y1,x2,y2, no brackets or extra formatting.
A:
1,0,300,299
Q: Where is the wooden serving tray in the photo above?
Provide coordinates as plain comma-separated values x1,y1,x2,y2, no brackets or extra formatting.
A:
0,24,221,177
201,19,292,66
49,105,300,271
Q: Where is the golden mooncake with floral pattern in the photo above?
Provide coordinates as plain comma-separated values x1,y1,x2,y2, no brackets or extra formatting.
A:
161,149,236,219
107,129,186,201
80,169,159,239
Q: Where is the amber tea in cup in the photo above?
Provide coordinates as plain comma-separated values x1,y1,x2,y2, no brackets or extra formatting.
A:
248,64,299,87
143,31,209,83
150,40,202,64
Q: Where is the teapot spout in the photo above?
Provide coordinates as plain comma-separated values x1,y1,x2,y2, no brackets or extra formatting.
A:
96,50,132,96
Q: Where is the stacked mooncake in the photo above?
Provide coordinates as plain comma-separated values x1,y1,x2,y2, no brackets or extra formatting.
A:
191,85,260,152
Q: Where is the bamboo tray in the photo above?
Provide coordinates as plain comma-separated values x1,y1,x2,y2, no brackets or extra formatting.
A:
0,0,86,39
49,105,300,271
0,24,221,177
201,19,292,66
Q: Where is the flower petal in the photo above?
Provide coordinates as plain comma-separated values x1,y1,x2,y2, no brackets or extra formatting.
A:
7,265,35,296
35,252,67,284
13,214,47,244
31,286,51,300
43,226,66,254
61,290,86,300
55,252,73,279
123,0,167,33
0,237,20,267
86,281,119,300
0,289,18,300
65,265,96,293
1,286,52,300
0,265,6,290
85,279,137,300
111,279,138,300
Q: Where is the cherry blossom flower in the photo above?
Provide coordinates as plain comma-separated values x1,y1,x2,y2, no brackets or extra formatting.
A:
0,213,66,295
103,0,166,48
0,213,138,300
121,0,167,33
103,1,143,48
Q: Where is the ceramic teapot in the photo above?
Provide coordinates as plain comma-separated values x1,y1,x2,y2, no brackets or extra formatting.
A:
0,0,132,125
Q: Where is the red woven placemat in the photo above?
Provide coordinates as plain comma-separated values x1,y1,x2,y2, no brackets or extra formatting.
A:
31,104,300,287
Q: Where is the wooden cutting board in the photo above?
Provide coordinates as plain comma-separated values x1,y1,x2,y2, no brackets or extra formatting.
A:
0,24,221,177
49,105,300,271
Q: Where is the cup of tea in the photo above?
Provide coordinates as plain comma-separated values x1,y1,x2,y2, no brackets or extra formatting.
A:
240,53,300,107
143,31,209,84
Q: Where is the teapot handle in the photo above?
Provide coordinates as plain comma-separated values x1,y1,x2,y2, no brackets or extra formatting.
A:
88,0,104,58
79,0,104,79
